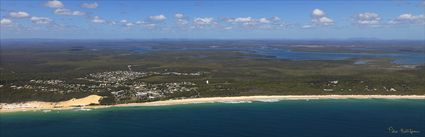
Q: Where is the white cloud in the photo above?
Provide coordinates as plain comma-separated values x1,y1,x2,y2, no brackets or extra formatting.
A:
91,16,105,23
226,17,263,24
114,19,158,28
135,21,157,29
389,13,425,24
1,18,13,25
143,23,156,29
313,17,334,25
224,26,232,30
270,16,281,21
193,17,215,25
174,13,192,29
174,13,190,27
81,2,98,9
45,0,64,8
71,11,85,16
54,8,85,16
177,18,189,25
302,25,313,29
125,22,134,27
233,17,255,23
117,20,134,27
149,14,166,21
120,20,128,23
30,16,52,24
259,17,280,24
311,9,334,26
9,11,30,18
355,12,380,25
226,16,281,24
175,13,184,19
258,18,271,23
223,16,285,30
312,9,326,17
174,13,189,27
398,13,424,21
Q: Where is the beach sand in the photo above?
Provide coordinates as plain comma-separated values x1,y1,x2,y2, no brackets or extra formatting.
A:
1,95,424,113
0,95,103,113
116,95,425,107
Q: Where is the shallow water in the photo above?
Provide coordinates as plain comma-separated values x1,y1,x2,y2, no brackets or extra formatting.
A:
136,47,425,65
1,99,424,137
253,48,425,65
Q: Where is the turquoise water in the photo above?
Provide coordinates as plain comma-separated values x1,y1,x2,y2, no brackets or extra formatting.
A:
1,99,424,137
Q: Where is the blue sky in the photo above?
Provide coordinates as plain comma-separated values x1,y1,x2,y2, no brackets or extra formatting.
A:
0,0,424,40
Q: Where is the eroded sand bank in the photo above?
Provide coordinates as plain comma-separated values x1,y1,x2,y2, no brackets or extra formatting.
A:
0,95,103,113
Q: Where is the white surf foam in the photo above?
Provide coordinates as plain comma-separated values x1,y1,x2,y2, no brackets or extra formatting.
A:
217,101,253,104
255,99,280,102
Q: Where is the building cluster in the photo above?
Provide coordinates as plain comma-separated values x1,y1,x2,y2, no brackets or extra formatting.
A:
3,70,202,102
112,81,198,101
85,71,148,83
322,80,400,92
162,72,202,76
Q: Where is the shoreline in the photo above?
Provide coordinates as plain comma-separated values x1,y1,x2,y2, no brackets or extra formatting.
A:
1,95,425,113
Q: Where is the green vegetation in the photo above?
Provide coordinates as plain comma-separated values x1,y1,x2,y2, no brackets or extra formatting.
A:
1,41,424,104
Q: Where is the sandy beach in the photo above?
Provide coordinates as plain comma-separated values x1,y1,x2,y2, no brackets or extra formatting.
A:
1,95,424,113
116,95,425,107
0,95,103,113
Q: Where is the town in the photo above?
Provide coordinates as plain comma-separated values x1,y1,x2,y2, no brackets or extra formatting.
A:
4,70,202,103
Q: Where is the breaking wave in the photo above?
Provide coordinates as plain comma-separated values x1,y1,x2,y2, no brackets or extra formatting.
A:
255,99,281,102
217,101,253,104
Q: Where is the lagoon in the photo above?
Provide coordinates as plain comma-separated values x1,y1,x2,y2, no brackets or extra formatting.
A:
137,47,425,65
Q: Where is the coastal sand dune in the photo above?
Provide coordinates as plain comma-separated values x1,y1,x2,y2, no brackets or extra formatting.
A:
0,95,102,112
1,95,424,113
55,95,103,107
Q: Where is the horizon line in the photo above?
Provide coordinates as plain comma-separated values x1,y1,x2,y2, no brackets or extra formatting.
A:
1,38,424,41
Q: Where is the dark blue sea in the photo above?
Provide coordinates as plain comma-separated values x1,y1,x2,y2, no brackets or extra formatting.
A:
1,99,424,137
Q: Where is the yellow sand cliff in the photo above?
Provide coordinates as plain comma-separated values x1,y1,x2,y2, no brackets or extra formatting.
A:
0,95,103,112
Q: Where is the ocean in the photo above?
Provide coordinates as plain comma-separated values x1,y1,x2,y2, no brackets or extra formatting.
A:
1,99,424,137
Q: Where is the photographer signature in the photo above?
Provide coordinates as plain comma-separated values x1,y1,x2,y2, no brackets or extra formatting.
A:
388,127,421,134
